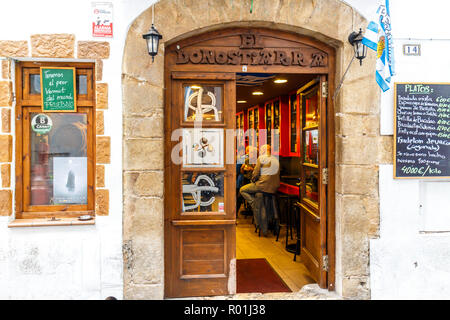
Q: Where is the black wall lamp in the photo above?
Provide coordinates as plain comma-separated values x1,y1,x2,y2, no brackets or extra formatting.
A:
348,28,367,66
143,24,163,62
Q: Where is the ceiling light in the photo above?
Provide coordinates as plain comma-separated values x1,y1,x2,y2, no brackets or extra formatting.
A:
237,100,247,103
252,91,263,96
190,85,201,89
274,79,288,84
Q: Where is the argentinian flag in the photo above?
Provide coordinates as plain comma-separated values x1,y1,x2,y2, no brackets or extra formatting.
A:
362,0,395,92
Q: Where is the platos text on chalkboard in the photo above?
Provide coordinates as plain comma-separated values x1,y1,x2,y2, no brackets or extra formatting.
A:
394,82,450,178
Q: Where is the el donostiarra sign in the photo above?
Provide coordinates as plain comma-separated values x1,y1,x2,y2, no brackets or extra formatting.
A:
175,33,328,67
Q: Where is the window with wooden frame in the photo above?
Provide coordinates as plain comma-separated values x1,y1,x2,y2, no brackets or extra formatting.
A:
14,61,96,222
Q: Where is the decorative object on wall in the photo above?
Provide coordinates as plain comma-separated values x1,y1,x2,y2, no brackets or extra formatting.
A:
348,28,367,66
31,113,53,135
183,128,223,167
185,86,219,121
361,0,395,92
182,174,220,211
142,5,162,62
92,2,113,38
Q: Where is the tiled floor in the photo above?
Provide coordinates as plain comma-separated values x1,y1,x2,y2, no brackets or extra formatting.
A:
236,212,316,292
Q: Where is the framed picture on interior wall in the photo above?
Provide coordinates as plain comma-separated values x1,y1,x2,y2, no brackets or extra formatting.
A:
182,128,224,167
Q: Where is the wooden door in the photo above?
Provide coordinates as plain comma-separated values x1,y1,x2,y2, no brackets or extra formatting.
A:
299,75,328,288
164,72,236,298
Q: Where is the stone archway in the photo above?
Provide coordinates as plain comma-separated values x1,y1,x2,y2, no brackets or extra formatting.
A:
122,0,388,300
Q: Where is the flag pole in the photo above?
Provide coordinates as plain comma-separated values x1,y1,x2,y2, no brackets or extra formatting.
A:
332,55,355,102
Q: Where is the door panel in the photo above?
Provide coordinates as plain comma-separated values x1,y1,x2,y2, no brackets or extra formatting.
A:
165,72,236,298
299,75,328,288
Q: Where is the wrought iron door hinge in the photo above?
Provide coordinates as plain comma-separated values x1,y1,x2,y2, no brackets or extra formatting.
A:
322,255,329,271
322,168,328,185
322,81,328,98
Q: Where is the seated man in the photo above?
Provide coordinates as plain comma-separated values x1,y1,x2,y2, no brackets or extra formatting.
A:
236,146,256,215
239,144,280,235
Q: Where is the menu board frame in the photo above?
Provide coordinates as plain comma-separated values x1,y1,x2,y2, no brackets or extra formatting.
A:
40,67,77,113
394,82,450,179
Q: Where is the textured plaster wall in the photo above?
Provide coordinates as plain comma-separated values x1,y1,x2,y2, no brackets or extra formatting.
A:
122,0,384,300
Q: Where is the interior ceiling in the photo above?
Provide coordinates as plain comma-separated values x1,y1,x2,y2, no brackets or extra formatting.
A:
236,73,318,112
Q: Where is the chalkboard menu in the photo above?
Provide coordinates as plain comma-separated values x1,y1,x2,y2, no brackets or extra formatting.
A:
394,83,450,178
40,67,77,112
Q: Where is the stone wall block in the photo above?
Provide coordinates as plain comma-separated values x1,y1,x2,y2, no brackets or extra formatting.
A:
124,197,163,237
377,135,394,164
364,196,380,238
124,139,163,171
206,0,240,25
122,76,163,116
96,136,111,164
342,276,370,300
336,165,378,196
124,171,164,197
96,110,104,135
124,113,163,139
1,108,11,133
1,61,10,79
77,41,110,59
95,60,103,81
336,135,378,165
0,190,12,216
336,113,379,137
124,283,164,300
339,195,374,277
0,135,12,162
0,40,28,57
1,163,10,188
340,77,380,115
95,189,109,216
30,34,75,58
96,165,105,188
0,81,12,106
96,83,108,109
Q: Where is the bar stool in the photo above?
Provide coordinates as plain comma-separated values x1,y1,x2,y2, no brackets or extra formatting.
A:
254,192,279,237
276,193,298,254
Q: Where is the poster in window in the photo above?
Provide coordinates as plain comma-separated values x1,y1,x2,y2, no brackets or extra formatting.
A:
182,128,224,167
53,157,88,204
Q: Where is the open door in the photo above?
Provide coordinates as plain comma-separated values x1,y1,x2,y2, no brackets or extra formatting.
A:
164,72,236,298
299,75,328,288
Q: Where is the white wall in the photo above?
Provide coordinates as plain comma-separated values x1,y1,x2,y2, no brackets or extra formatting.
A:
0,0,156,300
356,0,450,299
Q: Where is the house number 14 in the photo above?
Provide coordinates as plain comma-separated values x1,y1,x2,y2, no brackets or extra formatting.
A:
403,44,421,56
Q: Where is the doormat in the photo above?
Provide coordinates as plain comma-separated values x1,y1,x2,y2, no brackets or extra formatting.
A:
236,258,292,294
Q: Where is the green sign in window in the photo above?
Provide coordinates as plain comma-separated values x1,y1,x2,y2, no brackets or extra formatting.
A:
40,67,77,112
